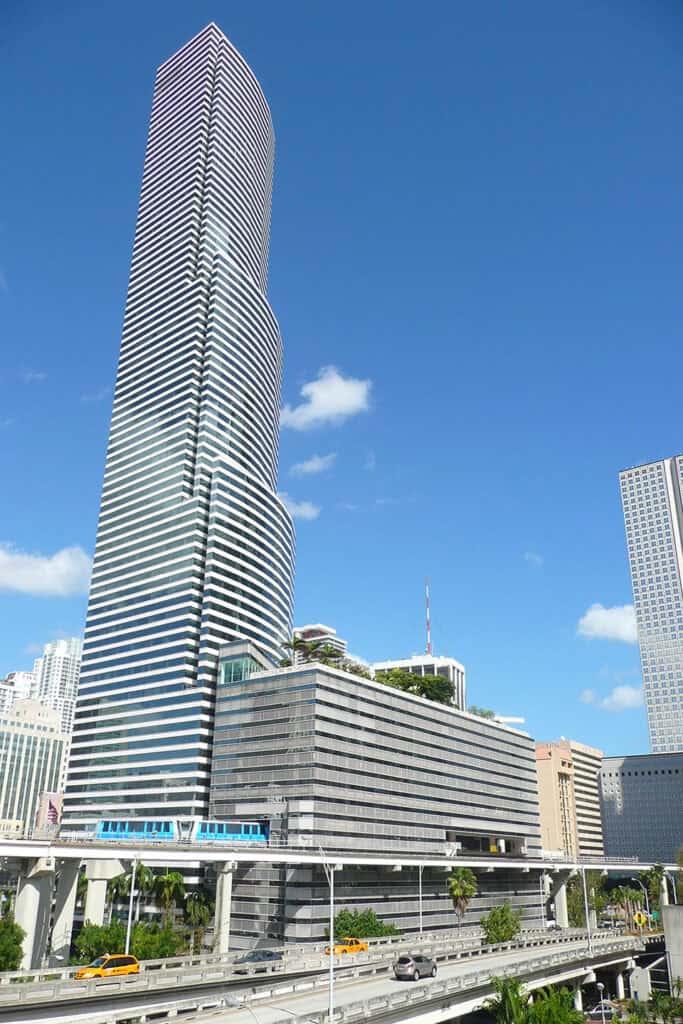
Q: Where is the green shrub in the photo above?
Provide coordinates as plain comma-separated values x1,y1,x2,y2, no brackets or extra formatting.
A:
480,903,521,945
0,914,26,971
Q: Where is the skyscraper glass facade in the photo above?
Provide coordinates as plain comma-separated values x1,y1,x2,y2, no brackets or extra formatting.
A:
620,456,683,753
63,24,295,828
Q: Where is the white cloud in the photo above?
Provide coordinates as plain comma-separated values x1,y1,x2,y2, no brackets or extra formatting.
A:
281,366,372,431
577,603,638,644
81,385,110,403
0,544,92,596
289,452,337,477
580,688,597,704
278,493,320,521
524,551,543,568
600,685,644,712
21,370,46,383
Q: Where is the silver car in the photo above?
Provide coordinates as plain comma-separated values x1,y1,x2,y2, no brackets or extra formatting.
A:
393,954,437,981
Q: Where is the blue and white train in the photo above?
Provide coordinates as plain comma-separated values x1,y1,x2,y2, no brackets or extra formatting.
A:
94,818,269,844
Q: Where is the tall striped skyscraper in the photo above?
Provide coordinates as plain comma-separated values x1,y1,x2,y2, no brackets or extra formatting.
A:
620,456,683,753
63,25,295,828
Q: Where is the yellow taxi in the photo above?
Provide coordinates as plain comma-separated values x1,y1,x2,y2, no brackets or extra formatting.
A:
74,954,140,979
324,936,369,955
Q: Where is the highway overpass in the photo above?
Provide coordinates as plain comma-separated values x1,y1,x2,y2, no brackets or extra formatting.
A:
0,834,677,969
0,929,643,1024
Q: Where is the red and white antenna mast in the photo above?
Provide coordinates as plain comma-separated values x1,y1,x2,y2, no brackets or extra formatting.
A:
425,576,432,655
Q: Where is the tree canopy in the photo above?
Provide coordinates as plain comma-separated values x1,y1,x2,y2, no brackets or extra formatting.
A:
480,903,521,944
0,914,25,971
375,669,454,705
327,908,399,940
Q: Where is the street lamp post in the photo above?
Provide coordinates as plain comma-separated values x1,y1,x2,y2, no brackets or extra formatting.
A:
596,981,606,1024
125,859,137,955
580,868,593,954
418,865,423,936
631,878,651,925
320,849,342,1024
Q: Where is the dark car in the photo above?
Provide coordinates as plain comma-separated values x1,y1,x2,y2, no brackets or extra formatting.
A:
393,954,437,981
233,949,284,974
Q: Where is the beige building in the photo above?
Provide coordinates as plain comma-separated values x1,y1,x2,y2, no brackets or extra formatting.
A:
0,700,66,837
569,740,604,856
535,739,604,858
535,742,578,857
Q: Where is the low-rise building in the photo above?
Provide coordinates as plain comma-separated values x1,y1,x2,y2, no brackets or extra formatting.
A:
535,740,604,858
599,751,683,862
210,642,541,947
372,654,466,711
0,700,66,837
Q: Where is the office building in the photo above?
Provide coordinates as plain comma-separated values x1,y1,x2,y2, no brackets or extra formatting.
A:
599,752,683,862
63,24,295,829
569,739,604,857
620,457,683,752
535,740,604,858
0,700,66,837
210,645,542,946
372,653,466,710
292,624,348,664
33,638,81,738
535,742,578,858
0,671,35,713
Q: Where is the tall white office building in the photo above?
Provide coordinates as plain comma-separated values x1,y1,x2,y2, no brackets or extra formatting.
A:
620,457,683,753
33,638,81,737
63,24,295,829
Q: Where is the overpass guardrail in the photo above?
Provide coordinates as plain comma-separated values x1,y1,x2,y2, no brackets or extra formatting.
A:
0,929,628,1010
41,933,643,1024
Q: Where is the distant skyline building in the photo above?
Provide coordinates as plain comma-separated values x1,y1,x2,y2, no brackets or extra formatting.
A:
0,671,36,713
372,654,466,710
63,24,295,829
0,700,66,838
33,637,81,738
600,751,683,862
620,457,683,752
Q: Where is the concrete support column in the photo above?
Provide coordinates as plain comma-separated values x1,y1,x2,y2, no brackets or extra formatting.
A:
554,877,569,929
84,860,123,926
50,860,81,965
15,858,55,969
214,861,236,954
661,876,670,908
573,984,583,1012
616,972,625,1000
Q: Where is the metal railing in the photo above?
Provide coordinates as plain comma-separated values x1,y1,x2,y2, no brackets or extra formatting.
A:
50,933,643,1024
0,929,633,1010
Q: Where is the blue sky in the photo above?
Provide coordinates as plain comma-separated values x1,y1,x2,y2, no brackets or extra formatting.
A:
2,1,683,755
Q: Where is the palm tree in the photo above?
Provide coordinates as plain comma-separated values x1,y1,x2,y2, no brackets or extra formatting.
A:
106,872,131,924
134,864,155,922
283,637,327,664
185,888,214,954
484,977,529,1024
154,871,185,927
447,867,478,928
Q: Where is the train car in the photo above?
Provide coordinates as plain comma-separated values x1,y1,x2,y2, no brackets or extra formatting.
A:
95,818,182,841
94,817,270,844
190,820,269,843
